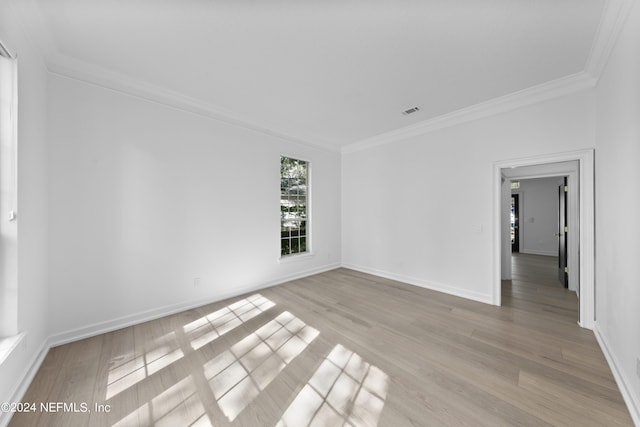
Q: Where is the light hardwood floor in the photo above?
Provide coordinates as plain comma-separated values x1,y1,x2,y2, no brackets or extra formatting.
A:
10,255,633,426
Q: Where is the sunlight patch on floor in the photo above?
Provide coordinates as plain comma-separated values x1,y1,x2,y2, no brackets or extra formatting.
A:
107,330,185,400
106,294,274,400
185,294,275,350
277,344,389,427
113,375,208,427
204,311,319,421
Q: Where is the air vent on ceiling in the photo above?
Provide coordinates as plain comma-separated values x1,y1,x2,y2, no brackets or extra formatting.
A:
402,106,421,115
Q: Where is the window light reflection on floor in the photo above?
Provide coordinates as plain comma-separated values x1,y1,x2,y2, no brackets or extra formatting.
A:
113,375,210,427
277,344,389,427
204,311,320,421
106,331,185,400
185,294,276,350
106,294,275,401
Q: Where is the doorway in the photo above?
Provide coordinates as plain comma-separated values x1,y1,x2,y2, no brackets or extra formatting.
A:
505,175,577,322
493,150,595,329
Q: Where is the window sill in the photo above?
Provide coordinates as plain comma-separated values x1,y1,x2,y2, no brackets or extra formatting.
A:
0,332,25,366
278,252,315,264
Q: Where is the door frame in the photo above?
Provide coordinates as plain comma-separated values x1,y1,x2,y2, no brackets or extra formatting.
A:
493,149,594,329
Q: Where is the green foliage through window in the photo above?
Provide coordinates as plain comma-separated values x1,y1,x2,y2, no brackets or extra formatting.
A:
281,157,308,256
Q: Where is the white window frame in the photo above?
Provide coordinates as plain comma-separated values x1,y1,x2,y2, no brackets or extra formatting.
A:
0,40,23,364
279,155,311,260
0,45,18,337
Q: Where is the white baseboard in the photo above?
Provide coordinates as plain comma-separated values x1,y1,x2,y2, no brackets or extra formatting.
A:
4,267,637,427
1,263,341,427
341,263,493,305
519,249,557,257
594,323,640,426
0,337,50,427
49,263,341,347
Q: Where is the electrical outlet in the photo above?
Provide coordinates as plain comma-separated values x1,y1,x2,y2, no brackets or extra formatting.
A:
193,277,200,288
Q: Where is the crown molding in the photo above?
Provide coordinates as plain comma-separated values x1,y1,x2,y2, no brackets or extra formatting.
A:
10,0,339,154
46,55,339,154
7,0,57,63
342,72,596,154
585,0,635,81
11,0,635,155
342,0,636,154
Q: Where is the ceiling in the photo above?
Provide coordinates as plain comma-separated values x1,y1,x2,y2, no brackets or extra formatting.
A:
15,0,608,151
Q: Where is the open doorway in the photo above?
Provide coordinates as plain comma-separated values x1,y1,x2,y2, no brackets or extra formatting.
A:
493,150,595,329
505,175,578,322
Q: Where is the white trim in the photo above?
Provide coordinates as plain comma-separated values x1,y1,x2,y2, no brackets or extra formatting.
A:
494,166,504,306
567,172,580,294
340,0,633,154
279,154,312,260
341,263,493,305
585,0,636,81
342,72,596,154
0,333,24,366
278,252,316,264
0,40,13,59
2,264,340,426
48,69,338,154
0,337,49,427
11,0,634,156
0,54,19,337
493,149,595,329
49,263,340,347
12,0,326,146
594,323,640,426
579,150,595,328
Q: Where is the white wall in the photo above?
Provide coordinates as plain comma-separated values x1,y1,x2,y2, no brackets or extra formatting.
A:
0,0,50,420
47,74,342,341
594,0,640,422
342,90,595,303
0,2,636,424
514,177,561,257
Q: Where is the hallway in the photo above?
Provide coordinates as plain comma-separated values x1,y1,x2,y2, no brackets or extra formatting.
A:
502,253,579,324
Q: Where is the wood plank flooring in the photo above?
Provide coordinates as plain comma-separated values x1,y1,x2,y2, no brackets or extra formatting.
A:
503,253,579,324
9,255,633,426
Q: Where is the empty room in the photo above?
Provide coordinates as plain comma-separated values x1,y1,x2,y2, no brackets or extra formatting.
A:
0,0,639,426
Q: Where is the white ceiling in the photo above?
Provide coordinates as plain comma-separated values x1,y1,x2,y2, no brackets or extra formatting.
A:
17,0,606,150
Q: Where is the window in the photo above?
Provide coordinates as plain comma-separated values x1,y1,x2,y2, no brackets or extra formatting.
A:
0,41,19,341
280,156,308,256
